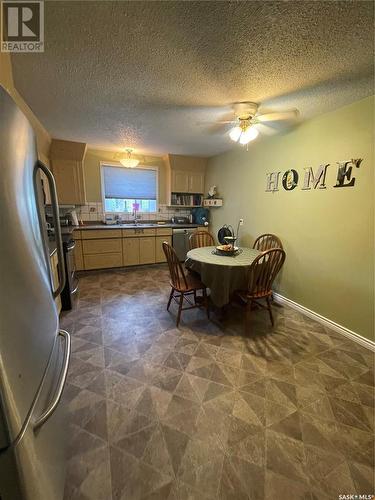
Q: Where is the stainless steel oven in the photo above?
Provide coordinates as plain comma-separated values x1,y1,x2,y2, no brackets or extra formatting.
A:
60,237,78,310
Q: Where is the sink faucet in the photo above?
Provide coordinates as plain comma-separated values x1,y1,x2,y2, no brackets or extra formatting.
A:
133,210,141,226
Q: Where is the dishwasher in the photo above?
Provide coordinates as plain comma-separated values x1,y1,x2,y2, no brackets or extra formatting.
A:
172,228,197,261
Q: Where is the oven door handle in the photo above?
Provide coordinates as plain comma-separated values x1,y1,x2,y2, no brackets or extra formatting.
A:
66,241,76,252
36,161,66,298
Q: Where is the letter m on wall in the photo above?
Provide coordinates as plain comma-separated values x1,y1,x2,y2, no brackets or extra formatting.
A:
302,164,329,190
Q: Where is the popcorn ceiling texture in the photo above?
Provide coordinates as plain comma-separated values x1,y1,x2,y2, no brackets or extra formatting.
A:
12,1,374,156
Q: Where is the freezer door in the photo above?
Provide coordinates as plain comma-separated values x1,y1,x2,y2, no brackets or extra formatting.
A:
0,86,58,442
0,330,70,500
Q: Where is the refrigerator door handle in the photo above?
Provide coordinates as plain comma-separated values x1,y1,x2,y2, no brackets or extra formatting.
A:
33,330,71,431
36,160,66,298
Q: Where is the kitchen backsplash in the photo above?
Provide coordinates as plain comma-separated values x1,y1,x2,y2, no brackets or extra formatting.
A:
74,203,192,222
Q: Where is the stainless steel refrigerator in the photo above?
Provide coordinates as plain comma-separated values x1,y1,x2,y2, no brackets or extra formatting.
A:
0,85,71,499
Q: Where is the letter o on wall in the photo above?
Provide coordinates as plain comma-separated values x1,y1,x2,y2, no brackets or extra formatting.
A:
282,169,299,191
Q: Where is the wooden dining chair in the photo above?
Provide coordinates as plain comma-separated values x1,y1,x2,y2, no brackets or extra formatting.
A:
163,241,209,326
253,233,283,251
189,230,215,250
236,248,286,329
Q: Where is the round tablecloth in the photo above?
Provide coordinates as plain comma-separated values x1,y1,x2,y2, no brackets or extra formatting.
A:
185,246,261,307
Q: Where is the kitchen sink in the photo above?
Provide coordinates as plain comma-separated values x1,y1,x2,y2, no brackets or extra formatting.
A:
116,223,161,228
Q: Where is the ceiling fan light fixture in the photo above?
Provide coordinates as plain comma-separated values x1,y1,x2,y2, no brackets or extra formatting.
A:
119,148,139,168
229,126,242,142
239,126,259,144
229,120,259,145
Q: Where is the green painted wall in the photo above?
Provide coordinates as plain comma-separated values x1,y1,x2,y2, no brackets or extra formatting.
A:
205,96,374,341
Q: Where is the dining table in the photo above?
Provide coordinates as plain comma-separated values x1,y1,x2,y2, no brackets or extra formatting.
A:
185,246,261,307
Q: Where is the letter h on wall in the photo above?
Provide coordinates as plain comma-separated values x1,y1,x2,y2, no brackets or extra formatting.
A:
265,172,281,192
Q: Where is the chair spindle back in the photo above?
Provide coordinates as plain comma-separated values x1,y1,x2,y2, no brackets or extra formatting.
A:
247,248,286,297
162,241,188,291
189,230,215,250
253,233,283,251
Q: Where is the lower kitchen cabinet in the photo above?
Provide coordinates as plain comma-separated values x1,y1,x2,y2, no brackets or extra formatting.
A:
82,238,122,254
84,252,123,270
74,227,179,270
139,237,155,265
123,237,140,266
73,240,84,271
155,236,171,263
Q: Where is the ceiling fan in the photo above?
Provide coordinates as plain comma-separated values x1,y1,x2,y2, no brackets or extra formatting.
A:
209,102,299,145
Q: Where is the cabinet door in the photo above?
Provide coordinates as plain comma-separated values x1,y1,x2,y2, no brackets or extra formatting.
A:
172,170,189,193
189,172,204,193
84,253,122,270
82,239,122,254
52,159,86,205
139,237,156,265
82,229,122,239
155,236,171,263
123,238,140,266
74,240,84,271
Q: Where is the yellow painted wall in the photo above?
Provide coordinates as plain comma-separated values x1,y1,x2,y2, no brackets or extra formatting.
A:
205,96,374,340
0,52,51,160
84,149,168,204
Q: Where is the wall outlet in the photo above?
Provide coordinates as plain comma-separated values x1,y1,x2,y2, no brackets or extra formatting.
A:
239,218,244,225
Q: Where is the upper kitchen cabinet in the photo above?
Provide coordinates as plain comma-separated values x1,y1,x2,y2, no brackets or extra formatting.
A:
171,170,205,194
171,169,189,192
188,171,205,193
165,154,207,207
50,139,87,205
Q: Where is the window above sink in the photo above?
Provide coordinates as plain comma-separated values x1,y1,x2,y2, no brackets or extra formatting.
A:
101,162,158,214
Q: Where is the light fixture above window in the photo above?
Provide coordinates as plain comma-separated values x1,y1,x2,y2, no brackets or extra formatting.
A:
229,119,259,145
118,148,139,168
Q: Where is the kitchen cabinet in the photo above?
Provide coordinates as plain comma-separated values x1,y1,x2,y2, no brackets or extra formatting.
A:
80,229,122,270
49,139,87,205
74,240,84,271
82,238,122,254
171,170,205,194
51,159,86,205
77,226,175,269
84,253,123,270
188,172,205,193
171,170,189,193
139,237,156,264
122,228,156,238
123,238,140,266
155,235,172,263
82,229,122,239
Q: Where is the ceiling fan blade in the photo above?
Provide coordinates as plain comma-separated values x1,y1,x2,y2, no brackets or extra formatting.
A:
256,110,299,123
253,123,279,136
205,122,233,135
197,120,236,126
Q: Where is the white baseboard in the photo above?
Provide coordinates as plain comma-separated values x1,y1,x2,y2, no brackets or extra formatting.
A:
273,292,375,352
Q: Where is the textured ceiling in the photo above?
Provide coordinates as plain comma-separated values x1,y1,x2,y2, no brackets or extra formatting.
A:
12,1,374,156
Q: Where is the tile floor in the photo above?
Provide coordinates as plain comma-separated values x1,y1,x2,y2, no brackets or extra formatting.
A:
61,265,374,500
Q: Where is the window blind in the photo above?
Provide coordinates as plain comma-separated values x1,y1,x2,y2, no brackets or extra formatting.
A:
103,166,157,200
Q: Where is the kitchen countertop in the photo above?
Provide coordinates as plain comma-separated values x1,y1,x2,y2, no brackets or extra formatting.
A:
72,223,207,230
